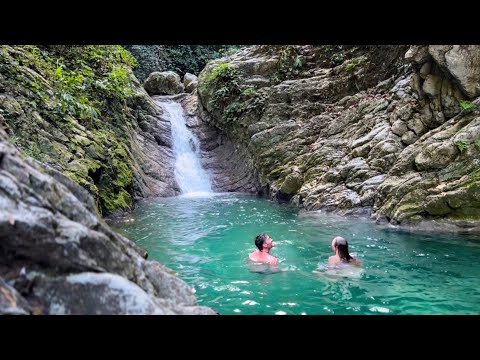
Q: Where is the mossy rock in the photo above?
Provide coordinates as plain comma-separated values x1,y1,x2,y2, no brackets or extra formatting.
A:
280,171,304,195
99,188,132,213
85,143,106,161
73,135,91,147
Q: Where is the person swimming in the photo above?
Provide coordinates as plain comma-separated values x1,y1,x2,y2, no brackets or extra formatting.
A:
248,233,278,265
328,236,361,266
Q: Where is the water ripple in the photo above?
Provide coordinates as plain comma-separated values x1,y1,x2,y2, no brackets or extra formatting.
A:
112,193,480,315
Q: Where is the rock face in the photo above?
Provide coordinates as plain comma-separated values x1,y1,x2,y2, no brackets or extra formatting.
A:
197,45,480,228
184,73,198,93
0,45,178,215
0,278,31,315
144,71,185,96
130,94,179,201
426,45,480,98
0,128,215,314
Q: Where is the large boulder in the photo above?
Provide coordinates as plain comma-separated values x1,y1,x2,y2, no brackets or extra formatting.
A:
143,71,185,95
428,45,480,98
183,73,198,93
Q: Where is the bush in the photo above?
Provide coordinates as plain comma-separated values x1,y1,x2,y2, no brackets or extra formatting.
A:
125,45,241,82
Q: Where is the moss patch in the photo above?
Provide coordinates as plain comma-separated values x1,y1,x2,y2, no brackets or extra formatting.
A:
0,45,141,214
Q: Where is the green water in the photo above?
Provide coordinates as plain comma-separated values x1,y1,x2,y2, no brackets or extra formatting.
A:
112,193,480,315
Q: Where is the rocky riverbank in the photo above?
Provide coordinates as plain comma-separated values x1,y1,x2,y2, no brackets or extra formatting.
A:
196,45,480,229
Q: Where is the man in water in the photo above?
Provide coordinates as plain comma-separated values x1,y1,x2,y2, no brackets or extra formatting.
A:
249,233,278,265
328,236,361,266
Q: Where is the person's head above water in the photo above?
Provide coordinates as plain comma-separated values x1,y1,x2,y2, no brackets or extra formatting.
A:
331,236,353,263
255,233,275,252
249,233,278,265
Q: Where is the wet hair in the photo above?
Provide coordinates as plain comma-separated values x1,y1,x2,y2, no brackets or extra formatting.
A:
333,236,353,263
255,233,268,250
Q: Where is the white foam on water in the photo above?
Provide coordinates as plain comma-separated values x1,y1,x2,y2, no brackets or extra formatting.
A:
369,306,390,313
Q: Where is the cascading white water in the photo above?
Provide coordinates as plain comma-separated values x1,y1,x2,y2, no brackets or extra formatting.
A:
159,100,213,195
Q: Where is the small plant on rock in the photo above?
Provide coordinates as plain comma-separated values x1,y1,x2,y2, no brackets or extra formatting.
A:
455,140,469,153
460,100,477,114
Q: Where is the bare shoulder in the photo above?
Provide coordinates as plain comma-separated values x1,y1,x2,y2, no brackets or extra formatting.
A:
328,255,338,265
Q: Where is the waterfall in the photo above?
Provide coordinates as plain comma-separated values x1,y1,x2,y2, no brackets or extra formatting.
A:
158,99,213,195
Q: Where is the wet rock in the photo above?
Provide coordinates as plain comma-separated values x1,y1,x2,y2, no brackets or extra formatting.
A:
144,71,185,95
183,73,198,93
0,277,31,315
0,136,215,314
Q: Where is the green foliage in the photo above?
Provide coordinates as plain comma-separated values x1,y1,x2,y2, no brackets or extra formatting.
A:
460,101,477,114
331,52,346,66
224,88,269,123
0,45,140,215
454,138,480,153
8,135,19,146
455,141,469,153
345,61,357,74
293,55,303,69
270,73,281,83
201,58,271,124
96,66,135,101
125,45,240,82
55,46,136,106
272,46,303,82
53,65,101,120
218,46,242,56
16,45,54,76
207,63,241,83
47,45,136,71
344,57,366,76
315,45,359,67
242,87,257,97
22,143,42,160
1,45,137,125
224,102,244,123
243,89,269,113
475,140,480,150
207,63,243,108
